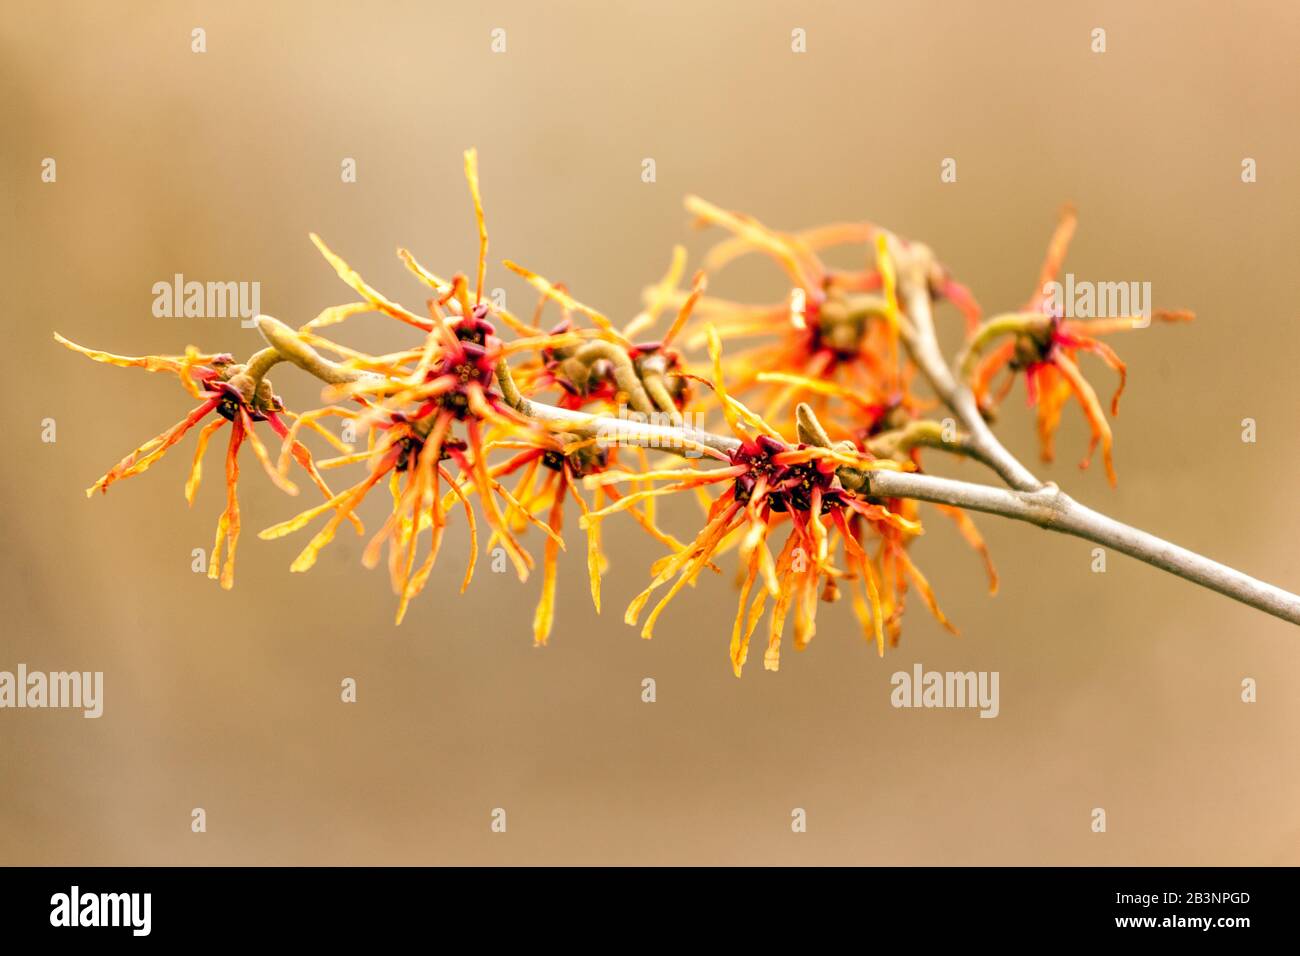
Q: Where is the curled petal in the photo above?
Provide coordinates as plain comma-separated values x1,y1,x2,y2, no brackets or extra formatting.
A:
1053,352,1117,486
309,233,433,331
87,399,218,496
207,417,245,590
184,418,227,505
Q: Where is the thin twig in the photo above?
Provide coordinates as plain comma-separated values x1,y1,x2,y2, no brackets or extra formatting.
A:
864,470,1300,625
897,274,1042,492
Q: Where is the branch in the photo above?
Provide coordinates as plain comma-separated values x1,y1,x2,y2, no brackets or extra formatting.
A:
518,395,1300,627
864,419,1000,474
255,315,1300,627
864,470,1300,625
895,264,1043,492
873,256,1300,619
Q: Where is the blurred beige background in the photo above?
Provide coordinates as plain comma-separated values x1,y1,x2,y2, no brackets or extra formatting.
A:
2,0,1298,865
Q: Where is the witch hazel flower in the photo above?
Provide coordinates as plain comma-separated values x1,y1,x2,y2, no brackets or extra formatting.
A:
577,326,930,674
499,249,705,426
958,205,1193,485
671,198,982,436
255,153,567,622
55,333,353,589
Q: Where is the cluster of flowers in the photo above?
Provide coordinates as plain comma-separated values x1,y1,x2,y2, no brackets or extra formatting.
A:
59,151,1189,675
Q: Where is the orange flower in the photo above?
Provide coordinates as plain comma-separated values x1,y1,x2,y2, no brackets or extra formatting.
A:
258,307,551,622
690,204,982,329
425,251,711,645
499,251,705,422
257,149,593,624
56,333,351,589
477,430,612,646
963,206,1193,485
674,199,980,435
578,327,932,674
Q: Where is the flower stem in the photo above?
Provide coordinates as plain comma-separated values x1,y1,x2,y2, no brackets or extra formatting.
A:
255,316,366,386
